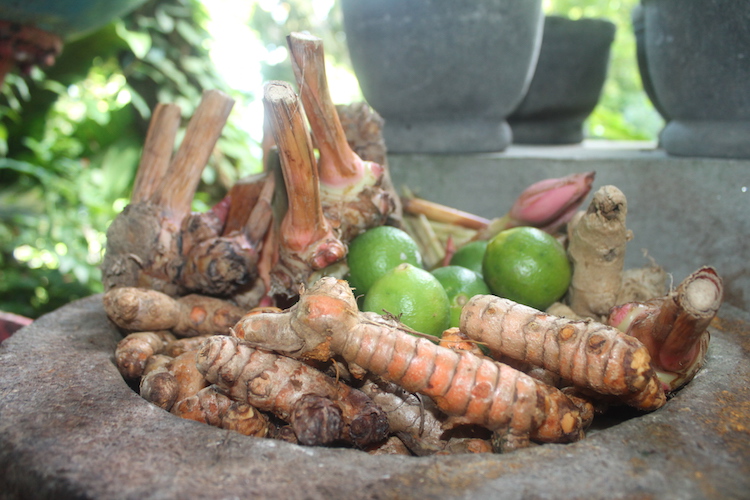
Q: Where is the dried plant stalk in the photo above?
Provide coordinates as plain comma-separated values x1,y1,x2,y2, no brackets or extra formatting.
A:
262,80,346,294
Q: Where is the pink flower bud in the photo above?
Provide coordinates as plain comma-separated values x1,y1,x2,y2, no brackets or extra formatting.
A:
509,171,595,232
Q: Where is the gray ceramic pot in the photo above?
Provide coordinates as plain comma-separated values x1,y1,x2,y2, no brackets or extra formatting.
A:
639,0,750,158
341,0,544,153
508,16,616,145
0,0,148,38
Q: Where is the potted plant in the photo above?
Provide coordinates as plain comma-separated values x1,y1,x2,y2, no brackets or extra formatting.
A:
340,0,544,154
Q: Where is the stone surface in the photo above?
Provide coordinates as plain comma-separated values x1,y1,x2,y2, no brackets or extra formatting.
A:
341,0,544,154
0,295,748,499
508,16,616,145
388,143,750,312
641,0,750,158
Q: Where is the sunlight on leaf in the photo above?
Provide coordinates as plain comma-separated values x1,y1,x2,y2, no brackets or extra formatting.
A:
115,21,153,59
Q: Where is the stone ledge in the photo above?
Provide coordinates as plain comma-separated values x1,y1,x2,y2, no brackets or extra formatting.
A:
387,141,749,311
493,140,662,159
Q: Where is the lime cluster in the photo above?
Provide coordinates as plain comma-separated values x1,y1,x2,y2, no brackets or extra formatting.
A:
345,225,572,338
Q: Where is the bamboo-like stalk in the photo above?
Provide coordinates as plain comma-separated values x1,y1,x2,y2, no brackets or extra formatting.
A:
263,81,328,252
151,90,235,219
288,32,360,186
403,215,445,270
263,81,345,291
244,172,276,248
131,103,182,203
221,173,268,236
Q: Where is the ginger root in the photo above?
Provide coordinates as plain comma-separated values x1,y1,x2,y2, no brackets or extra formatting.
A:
567,185,633,320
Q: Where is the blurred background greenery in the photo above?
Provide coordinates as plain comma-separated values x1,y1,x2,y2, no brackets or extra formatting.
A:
0,0,659,318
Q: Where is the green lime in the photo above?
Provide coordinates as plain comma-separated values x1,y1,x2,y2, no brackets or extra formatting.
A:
431,265,491,328
346,226,423,295
450,240,488,277
363,263,450,337
482,226,571,311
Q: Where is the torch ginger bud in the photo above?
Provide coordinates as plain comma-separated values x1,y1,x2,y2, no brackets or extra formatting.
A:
509,171,595,232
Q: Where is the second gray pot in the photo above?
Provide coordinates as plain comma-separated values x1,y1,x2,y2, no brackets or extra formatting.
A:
508,16,616,145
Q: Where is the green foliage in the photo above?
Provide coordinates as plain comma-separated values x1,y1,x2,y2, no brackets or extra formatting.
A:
544,0,664,140
0,60,141,317
0,0,258,318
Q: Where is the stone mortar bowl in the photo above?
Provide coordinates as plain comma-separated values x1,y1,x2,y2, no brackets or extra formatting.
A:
2,147,750,498
0,294,749,499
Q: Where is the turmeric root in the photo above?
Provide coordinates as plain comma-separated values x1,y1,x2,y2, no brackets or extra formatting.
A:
222,400,272,437
232,275,360,361
172,386,271,438
171,385,233,427
439,437,494,455
143,353,173,376
567,185,633,319
103,287,244,337
231,277,584,451
164,336,212,358
438,327,487,358
440,328,563,391
608,266,723,391
169,350,209,405
460,295,666,411
196,335,389,448
140,366,179,411
359,377,448,453
104,288,181,332
173,294,245,337
139,348,208,412
115,330,176,379
336,312,584,451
